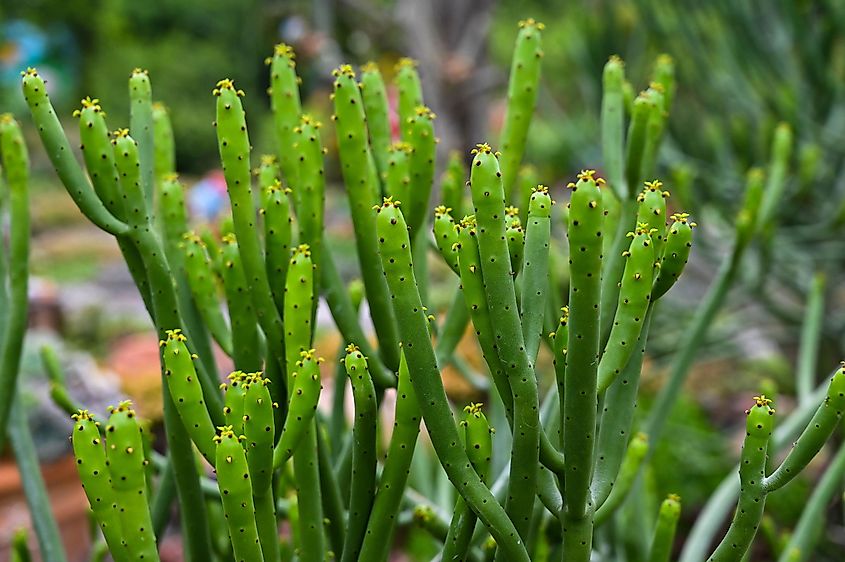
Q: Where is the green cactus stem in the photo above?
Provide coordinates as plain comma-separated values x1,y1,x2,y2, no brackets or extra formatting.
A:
601,56,626,198
272,350,323,467
562,169,605,560
593,432,649,525
359,351,422,562
635,180,669,257
651,213,695,300
763,364,845,493
71,411,128,561
649,495,681,562
359,62,392,181
405,106,437,239
596,224,655,394
707,396,775,562
624,91,652,202
21,69,128,235
222,371,249,435
385,141,412,203
520,185,552,362
505,207,525,278
758,123,793,230
11,399,69,562
74,98,124,218
161,329,217,464
0,116,30,450
293,115,326,273
468,144,540,544
375,198,529,562
332,65,401,372
341,345,378,562
433,206,460,274
181,233,233,356
592,311,653,509
214,427,265,562
214,79,287,385
151,102,175,180
442,404,494,562
129,68,154,209
284,244,316,383
104,402,160,562
220,235,263,372
516,165,538,225
639,86,667,184
395,58,424,140
500,19,544,201
267,44,303,186
242,373,279,562
777,443,845,562
261,179,293,316
441,151,467,219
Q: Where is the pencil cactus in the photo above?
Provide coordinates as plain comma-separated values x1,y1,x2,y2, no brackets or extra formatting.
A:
8,16,844,562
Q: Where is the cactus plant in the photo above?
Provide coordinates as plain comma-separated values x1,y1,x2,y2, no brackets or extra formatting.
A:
7,16,845,562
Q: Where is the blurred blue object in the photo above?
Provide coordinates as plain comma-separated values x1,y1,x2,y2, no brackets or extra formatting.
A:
188,169,229,222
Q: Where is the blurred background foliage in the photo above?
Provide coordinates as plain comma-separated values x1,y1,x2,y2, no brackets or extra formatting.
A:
2,0,845,557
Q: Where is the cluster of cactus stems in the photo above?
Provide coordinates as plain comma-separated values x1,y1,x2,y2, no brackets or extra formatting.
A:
1,17,843,562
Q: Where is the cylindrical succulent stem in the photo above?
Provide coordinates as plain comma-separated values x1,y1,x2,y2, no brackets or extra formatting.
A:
649,495,681,562
104,402,160,562
562,170,605,561
214,79,287,385
0,115,30,451
468,144,539,545
359,62,392,181
161,329,217,464
394,58,424,140
71,411,128,561
405,106,437,240
707,397,775,561
763,364,845,493
332,65,401,372
182,233,233,356
520,185,552,362
359,351,422,562
267,44,303,186
21,69,128,236
500,19,544,201
341,345,378,562
152,102,175,180
441,151,467,219
214,427,265,562
601,56,626,198
375,198,529,562
596,224,655,394
220,235,263,372
129,68,154,210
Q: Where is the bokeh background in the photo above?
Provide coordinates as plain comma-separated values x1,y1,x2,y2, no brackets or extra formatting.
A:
1,0,844,560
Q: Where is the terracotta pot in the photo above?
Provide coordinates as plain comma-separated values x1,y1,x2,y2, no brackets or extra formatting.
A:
0,454,90,562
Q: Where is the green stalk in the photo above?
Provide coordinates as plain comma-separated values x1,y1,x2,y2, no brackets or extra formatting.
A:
375,198,529,562
601,56,626,198
562,170,605,561
214,79,287,385
360,62,392,182
0,116,30,451
129,68,155,210
468,145,540,547
777,443,845,562
796,273,825,404
648,495,681,562
267,44,303,186
359,351,422,562
10,400,69,562
341,346,378,562
520,186,552,362
707,397,775,561
332,66,401,372
21,69,128,236
500,19,544,201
